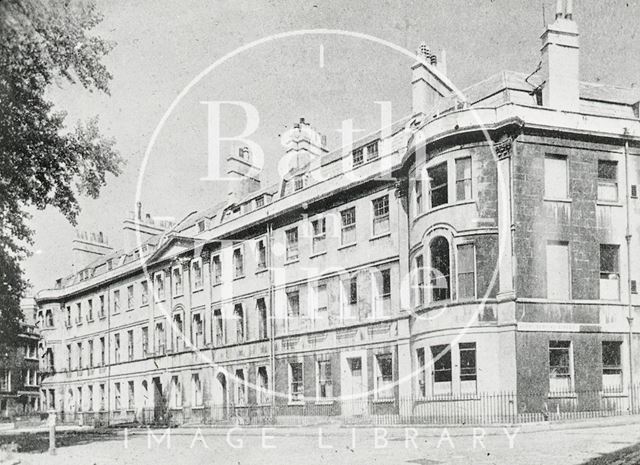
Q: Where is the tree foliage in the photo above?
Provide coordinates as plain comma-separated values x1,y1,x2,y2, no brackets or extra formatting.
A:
0,0,122,346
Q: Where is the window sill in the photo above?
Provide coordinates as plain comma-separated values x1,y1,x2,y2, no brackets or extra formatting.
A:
370,232,391,242
314,400,335,405
597,200,623,207
173,293,184,298
255,267,268,275
602,390,626,398
309,251,327,259
212,281,222,288
126,307,134,312
284,258,300,266
288,401,305,406
338,242,357,251
544,197,572,203
191,405,204,410
414,199,476,221
233,275,245,281
192,288,204,293
99,315,106,320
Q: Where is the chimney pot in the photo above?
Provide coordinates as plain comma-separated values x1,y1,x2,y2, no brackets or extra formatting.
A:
136,202,142,220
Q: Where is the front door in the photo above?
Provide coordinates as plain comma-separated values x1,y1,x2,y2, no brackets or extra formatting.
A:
344,356,366,416
152,377,164,422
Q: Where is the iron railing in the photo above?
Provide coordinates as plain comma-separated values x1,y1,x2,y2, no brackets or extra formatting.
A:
52,385,640,427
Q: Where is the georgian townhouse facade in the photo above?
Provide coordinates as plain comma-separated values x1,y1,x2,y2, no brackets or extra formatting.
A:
0,299,41,419
36,8,640,422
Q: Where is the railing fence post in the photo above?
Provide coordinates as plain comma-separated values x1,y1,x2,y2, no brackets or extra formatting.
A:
47,409,57,455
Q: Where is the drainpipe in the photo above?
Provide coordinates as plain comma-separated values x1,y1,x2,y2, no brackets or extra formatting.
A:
267,222,276,413
624,136,635,408
107,286,111,426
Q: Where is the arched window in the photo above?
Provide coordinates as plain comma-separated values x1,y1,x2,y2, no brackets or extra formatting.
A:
430,236,450,301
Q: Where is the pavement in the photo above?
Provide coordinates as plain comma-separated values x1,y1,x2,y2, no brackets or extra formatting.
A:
4,416,640,465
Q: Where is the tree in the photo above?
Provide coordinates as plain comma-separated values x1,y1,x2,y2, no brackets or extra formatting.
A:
0,0,122,346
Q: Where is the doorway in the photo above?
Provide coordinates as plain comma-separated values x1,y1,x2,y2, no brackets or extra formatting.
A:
343,355,366,416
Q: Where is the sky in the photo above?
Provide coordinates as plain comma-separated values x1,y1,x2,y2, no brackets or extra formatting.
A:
23,0,640,293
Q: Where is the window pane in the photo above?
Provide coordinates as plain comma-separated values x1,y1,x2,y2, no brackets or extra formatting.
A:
597,160,618,201
544,155,568,199
600,244,620,300
602,341,621,368
598,160,617,180
430,237,450,301
431,345,452,383
600,244,619,273
459,342,477,381
455,157,472,201
428,163,448,208
549,341,572,392
546,242,570,299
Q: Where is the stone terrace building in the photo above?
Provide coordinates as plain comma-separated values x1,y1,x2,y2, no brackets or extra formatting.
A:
36,6,640,423
0,298,41,419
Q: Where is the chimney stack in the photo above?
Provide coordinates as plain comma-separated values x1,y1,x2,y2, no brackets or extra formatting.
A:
72,230,114,271
122,202,173,251
541,0,579,111
226,146,261,204
280,118,328,173
411,42,454,116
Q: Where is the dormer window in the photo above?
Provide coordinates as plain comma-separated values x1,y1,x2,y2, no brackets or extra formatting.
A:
256,196,264,208
367,141,379,161
294,175,304,192
197,220,206,233
353,148,364,167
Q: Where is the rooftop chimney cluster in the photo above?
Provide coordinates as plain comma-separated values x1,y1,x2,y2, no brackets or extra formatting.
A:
417,42,438,66
72,229,114,272
556,0,573,20
540,0,579,111
226,144,262,204
411,42,453,116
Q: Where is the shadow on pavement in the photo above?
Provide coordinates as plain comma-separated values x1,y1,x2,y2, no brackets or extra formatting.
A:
580,442,640,465
0,429,119,454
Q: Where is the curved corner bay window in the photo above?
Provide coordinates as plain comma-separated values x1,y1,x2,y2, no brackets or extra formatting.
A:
430,236,450,301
